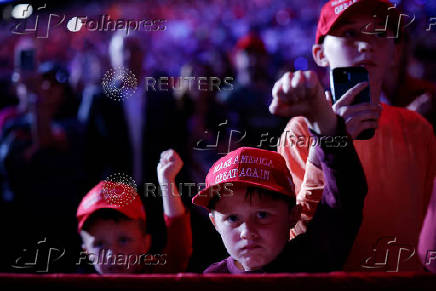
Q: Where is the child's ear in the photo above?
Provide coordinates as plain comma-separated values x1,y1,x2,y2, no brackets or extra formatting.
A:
209,212,217,229
312,44,329,67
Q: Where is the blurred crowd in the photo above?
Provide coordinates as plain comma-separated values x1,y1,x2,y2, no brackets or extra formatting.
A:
0,0,435,273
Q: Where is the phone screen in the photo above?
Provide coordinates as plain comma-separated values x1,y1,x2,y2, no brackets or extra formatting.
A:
330,66,374,140
330,66,370,105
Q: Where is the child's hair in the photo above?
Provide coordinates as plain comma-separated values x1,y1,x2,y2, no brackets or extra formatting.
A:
81,208,147,234
208,186,296,210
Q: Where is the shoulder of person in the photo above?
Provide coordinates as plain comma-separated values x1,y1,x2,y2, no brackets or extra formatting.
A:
203,258,229,274
383,104,434,136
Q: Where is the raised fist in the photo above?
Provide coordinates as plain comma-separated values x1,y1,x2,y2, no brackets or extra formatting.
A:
157,149,183,185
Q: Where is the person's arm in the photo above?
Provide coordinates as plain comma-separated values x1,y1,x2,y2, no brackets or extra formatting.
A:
418,179,436,273
418,128,436,273
298,118,367,271
269,71,367,271
278,117,325,238
154,149,192,273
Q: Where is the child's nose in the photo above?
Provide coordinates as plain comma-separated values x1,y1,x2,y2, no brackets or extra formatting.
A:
239,222,259,240
357,40,374,53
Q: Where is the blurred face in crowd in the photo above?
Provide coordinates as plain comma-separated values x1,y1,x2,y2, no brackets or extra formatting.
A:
14,73,66,115
235,50,268,84
110,34,144,78
313,12,397,105
209,187,295,271
37,77,66,114
80,218,151,274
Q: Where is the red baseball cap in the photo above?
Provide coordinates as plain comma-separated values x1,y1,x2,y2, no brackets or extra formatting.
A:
77,181,145,232
192,147,295,209
315,0,400,44
235,33,267,55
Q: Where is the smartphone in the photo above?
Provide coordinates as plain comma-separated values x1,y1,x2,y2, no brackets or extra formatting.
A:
330,66,375,140
18,48,36,72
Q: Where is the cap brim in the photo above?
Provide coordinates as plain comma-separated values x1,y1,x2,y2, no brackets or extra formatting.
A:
77,199,145,233
192,180,294,210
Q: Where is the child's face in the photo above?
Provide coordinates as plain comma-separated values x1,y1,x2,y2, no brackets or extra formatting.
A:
210,187,294,271
80,219,150,274
317,13,396,104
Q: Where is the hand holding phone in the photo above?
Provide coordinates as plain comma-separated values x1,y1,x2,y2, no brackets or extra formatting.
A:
330,66,377,140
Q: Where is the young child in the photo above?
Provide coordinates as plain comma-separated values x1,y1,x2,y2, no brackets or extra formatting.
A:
77,149,192,274
192,79,368,272
276,0,436,271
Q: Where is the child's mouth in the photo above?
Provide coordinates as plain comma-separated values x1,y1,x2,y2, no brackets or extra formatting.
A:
240,244,262,252
355,60,376,69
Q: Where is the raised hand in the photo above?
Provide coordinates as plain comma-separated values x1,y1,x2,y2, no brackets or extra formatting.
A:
157,149,183,186
269,71,337,135
331,82,381,139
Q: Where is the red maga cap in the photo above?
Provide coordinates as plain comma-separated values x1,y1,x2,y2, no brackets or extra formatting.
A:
192,147,295,209
315,0,399,44
76,181,145,232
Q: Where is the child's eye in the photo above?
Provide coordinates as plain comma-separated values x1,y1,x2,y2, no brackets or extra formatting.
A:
256,211,269,220
343,29,357,38
226,215,239,224
119,236,132,245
